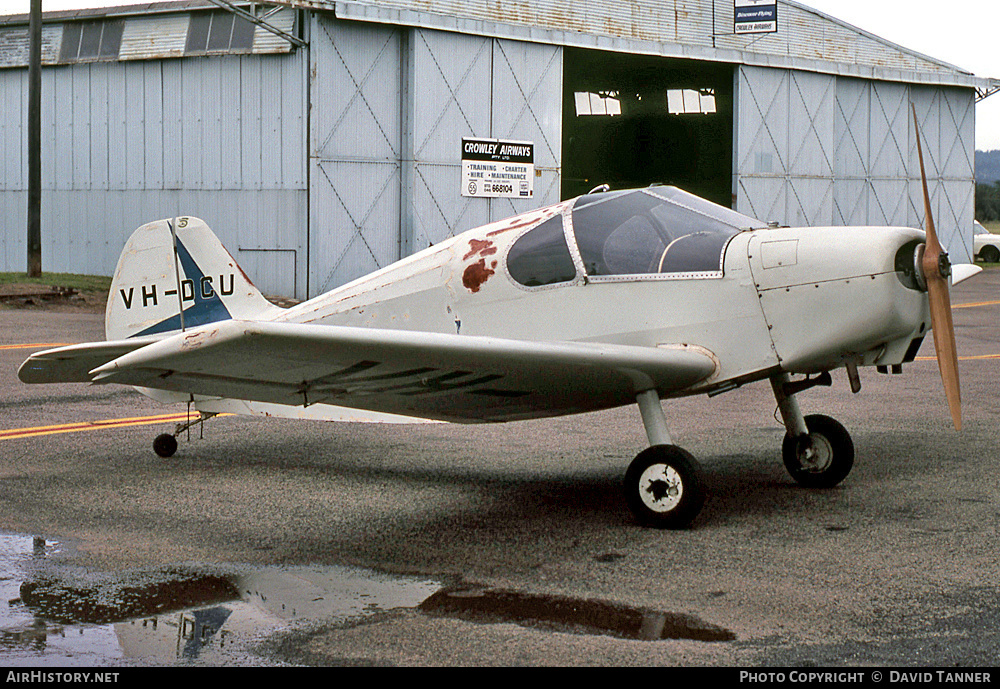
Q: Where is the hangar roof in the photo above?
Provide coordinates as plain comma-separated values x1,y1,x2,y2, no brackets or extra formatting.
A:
322,0,998,95
1,0,997,97
0,1,297,67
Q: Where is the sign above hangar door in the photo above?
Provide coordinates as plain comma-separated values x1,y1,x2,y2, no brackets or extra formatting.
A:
461,138,534,199
735,0,778,34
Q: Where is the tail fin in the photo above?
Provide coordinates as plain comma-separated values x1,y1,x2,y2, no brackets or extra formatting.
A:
106,216,278,340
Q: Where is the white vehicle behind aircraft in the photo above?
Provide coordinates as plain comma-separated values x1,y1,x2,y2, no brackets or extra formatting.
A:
973,220,1000,263
18,109,979,528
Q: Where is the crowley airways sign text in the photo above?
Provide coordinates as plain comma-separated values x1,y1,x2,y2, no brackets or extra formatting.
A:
461,138,534,199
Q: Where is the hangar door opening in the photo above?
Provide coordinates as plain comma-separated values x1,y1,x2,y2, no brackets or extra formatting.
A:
563,49,734,208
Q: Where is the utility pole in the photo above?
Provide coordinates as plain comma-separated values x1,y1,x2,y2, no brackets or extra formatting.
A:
27,0,42,277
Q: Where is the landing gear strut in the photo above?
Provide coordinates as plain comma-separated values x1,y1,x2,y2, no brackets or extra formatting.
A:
624,390,706,529
771,373,854,488
152,410,218,458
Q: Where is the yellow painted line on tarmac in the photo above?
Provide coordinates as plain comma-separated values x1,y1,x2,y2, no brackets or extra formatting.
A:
952,299,1000,309
0,412,228,442
0,343,73,350
912,299,1000,362
916,354,1000,362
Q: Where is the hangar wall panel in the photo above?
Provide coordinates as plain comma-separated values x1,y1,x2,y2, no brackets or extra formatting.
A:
910,85,976,262
734,66,834,228
308,17,404,296
1,189,305,287
488,38,562,223
408,28,492,252
734,65,975,261
0,50,308,297
408,31,562,247
832,77,870,227
308,16,562,296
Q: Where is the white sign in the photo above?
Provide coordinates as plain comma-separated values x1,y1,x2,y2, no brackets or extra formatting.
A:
461,138,534,199
735,0,777,34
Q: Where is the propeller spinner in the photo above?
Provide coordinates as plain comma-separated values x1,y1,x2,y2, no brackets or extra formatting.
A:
912,104,962,430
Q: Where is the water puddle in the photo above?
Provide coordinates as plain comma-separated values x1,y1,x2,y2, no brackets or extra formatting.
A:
0,534,441,666
0,534,733,665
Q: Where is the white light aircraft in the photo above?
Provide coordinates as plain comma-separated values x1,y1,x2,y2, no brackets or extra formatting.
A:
18,109,979,528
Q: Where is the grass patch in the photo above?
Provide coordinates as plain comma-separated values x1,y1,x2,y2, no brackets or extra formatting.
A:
0,272,111,293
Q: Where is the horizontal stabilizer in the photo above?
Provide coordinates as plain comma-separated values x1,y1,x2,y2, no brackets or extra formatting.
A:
18,337,163,384
951,263,982,286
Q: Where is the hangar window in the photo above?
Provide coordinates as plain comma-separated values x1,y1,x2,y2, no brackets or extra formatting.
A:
666,89,717,115
59,20,123,62
571,187,762,277
575,89,717,117
186,11,256,55
507,216,577,287
574,92,622,116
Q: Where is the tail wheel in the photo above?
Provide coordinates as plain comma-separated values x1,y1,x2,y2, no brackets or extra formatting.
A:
153,433,178,458
782,414,853,488
624,445,706,529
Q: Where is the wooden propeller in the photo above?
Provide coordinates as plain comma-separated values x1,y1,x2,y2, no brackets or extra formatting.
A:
912,104,961,430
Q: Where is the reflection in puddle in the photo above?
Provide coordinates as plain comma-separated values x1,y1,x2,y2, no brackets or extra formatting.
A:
19,571,238,625
0,534,442,666
420,586,736,642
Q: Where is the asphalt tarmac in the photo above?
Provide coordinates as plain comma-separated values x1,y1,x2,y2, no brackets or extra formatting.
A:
0,270,998,667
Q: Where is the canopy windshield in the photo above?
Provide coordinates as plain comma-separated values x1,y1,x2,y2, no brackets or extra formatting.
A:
571,186,765,277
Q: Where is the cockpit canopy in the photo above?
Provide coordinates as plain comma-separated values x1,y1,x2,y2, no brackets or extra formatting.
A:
506,186,766,287
572,186,766,277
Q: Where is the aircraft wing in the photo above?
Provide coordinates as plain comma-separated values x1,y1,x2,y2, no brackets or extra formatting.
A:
80,320,718,423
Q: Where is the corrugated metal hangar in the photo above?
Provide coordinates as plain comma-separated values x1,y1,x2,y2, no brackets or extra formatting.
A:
1,0,997,299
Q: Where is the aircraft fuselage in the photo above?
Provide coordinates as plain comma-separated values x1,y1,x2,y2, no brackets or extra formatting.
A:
276,200,930,398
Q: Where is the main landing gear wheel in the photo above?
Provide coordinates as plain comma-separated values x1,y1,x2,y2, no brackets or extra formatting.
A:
624,445,706,529
153,433,178,458
781,414,854,488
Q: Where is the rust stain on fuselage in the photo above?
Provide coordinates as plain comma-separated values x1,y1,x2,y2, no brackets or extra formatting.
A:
485,202,565,238
486,217,537,238
462,259,497,293
463,238,498,261
180,327,218,349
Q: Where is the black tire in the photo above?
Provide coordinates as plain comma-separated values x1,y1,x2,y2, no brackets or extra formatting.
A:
153,433,178,458
624,445,706,529
782,414,853,488
980,245,1000,263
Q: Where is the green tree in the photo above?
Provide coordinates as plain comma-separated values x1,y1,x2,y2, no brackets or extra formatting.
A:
976,182,1000,223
